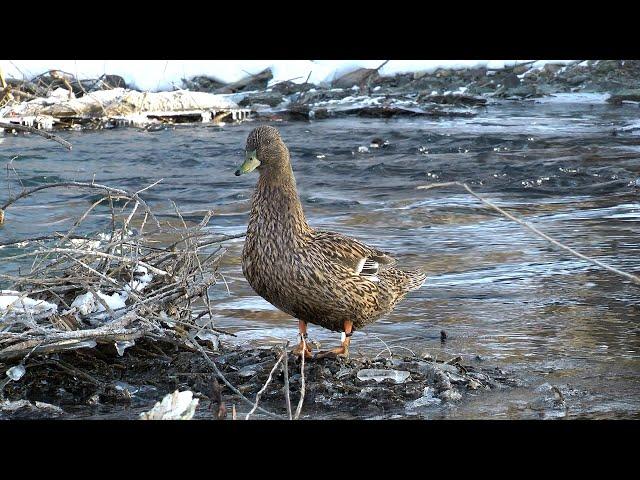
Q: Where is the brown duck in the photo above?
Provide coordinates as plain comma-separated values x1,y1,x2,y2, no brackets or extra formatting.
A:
236,126,426,358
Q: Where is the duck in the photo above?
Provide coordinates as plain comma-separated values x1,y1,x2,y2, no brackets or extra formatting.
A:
236,126,426,359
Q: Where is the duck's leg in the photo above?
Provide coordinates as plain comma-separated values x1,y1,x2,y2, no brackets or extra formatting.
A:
291,320,313,359
315,320,353,359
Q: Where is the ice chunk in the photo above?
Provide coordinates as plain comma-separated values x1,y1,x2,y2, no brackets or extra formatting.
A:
196,331,219,350
406,387,442,409
356,369,410,384
6,364,26,381
115,340,135,356
140,390,199,420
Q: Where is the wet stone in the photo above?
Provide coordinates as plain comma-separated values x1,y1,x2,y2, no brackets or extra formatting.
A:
238,366,258,378
439,389,462,402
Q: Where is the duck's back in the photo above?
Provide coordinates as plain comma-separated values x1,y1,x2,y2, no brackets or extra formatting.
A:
242,223,426,331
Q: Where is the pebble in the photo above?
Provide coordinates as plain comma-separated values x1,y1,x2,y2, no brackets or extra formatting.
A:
238,366,258,378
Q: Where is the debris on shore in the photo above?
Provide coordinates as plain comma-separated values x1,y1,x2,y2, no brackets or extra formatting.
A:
0,334,521,420
2,61,639,136
0,87,250,132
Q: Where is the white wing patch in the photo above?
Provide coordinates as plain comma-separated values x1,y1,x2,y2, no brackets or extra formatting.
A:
355,257,380,282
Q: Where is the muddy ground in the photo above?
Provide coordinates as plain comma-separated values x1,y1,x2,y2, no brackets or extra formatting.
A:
0,338,526,420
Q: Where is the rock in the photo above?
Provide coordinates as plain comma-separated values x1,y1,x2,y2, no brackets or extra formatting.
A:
543,63,564,74
595,60,622,74
496,84,540,99
419,93,486,107
332,68,379,89
335,367,352,380
434,362,459,374
446,372,468,384
216,68,273,94
439,389,462,402
565,74,589,86
417,363,453,391
501,73,521,89
512,64,532,75
606,89,640,105
356,368,410,384
369,138,388,148
468,379,482,390
238,92,285,108
0,400,64,418
238,365,258,378
311,107,331,119
182,75,226,92
337,105,475,118
286,104,312,121
271,81,314,95
99,74,127,90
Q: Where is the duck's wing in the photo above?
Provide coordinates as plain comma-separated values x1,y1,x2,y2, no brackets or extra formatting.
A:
310,230,396,282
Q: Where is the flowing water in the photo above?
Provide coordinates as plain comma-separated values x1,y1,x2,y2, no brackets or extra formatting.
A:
1,96,639,419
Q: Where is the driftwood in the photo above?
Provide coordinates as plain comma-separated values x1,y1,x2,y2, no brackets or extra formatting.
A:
0,178,229,363
0,312,146,361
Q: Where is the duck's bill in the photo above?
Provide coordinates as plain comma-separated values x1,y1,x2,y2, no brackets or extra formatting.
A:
235,151,261,176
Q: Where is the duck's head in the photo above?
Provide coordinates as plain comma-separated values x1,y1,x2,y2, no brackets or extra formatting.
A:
235,126,288,176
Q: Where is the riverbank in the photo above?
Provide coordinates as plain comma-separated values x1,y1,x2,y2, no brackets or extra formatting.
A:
2,61,639,133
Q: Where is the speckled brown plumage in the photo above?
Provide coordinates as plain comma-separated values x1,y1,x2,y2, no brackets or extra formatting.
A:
240,126,426,334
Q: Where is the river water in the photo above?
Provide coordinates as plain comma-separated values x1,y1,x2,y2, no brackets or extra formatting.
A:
1,96,639,419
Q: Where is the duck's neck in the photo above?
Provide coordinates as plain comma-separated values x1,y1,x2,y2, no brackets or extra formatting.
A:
249,157,311,240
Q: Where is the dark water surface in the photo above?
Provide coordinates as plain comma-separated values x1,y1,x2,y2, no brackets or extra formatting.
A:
1,98,639,419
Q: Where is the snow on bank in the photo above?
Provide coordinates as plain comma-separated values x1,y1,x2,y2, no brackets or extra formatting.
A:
1,88,241,119
67,265,153,317
0,291,58,319
1,60,577,92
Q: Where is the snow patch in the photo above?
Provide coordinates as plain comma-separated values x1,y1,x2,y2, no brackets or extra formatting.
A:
69,290,126,316
0,290,58,319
